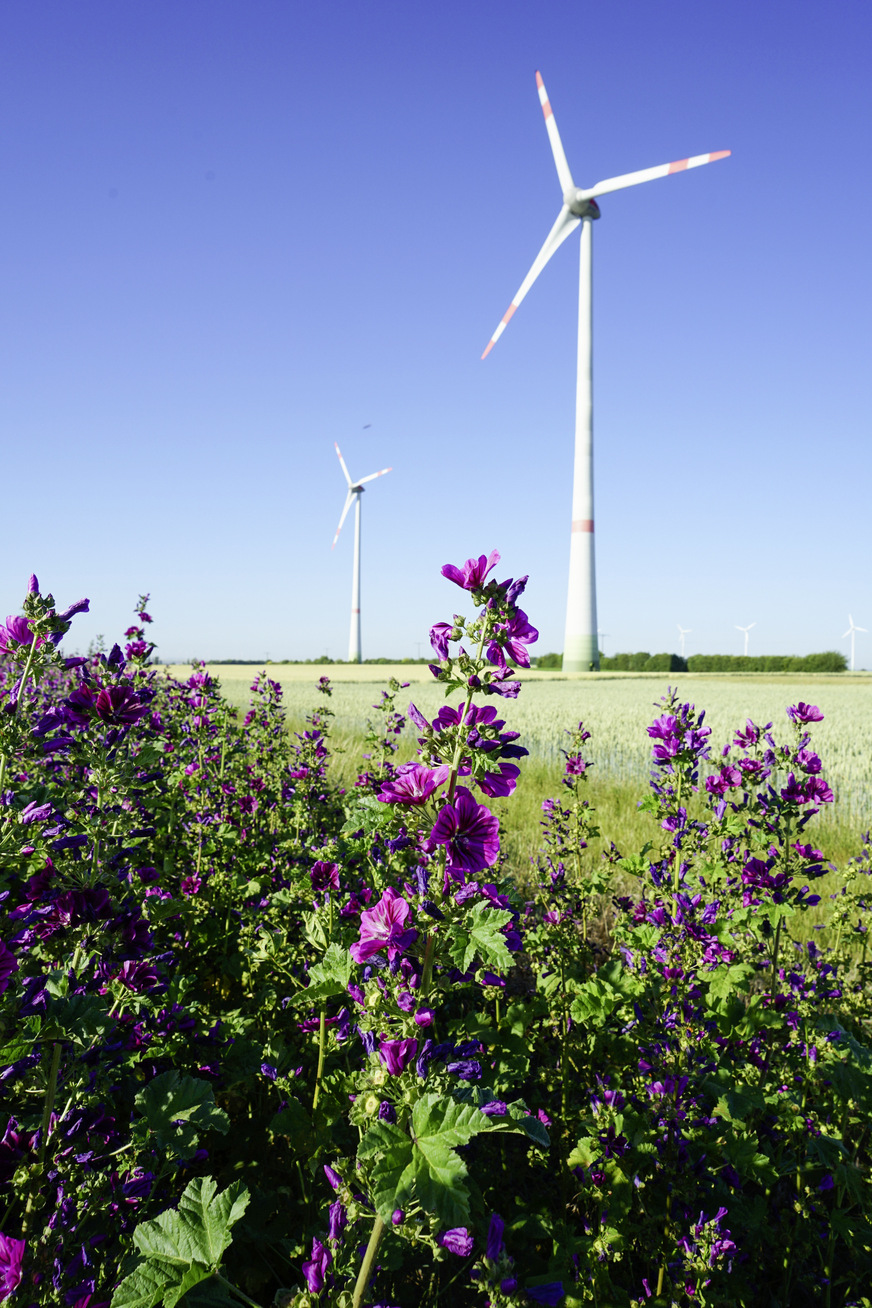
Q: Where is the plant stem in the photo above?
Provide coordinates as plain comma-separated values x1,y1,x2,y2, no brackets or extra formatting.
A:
37,1042,62,1168
312,1008,327,1111
213,1271,264,1308
352,1213,385,1308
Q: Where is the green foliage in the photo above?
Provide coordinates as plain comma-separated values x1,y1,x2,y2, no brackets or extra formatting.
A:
133,1071,230,1160
110,1177,249,1308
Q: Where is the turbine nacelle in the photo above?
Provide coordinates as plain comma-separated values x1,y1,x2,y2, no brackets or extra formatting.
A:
566,191,601,219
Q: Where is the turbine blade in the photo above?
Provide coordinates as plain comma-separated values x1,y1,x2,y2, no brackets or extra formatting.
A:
584,149,730,200
535,71,574,194
357,467,392,485
481,207,580,359
332,492,354,549
334,442,353,488
843,629,853,638
857,626,868,633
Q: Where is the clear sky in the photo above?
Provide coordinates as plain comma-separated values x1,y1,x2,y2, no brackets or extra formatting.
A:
2,1,870,664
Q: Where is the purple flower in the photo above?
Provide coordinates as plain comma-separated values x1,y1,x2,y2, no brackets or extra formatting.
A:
478,763,520,799
429,787,500,876
486,609,539,669
486,1213,505,1262
441,551,500,591
0,616,40,654
378,1037,418,1076
311,861,341,891
430,623,454,659
437,1227,474,1257
327,1200,347,1241
56,597,90,624
350,888,418,964
324,1164,343,1191
0,945,17,995
377,764,448,806
302,1237,331,1294
0,1232,25,1300
94,685,151,726
392,1208,405,1226
804,776,834,804
787,702,824,724
480,1100,507,1117
527,1283,563,1305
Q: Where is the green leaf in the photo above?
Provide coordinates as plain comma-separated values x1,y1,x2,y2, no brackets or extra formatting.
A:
290,943,353,1006
134,1176,249,1270
358,1120,413,1223
506,1102,550,1147
706,962,755,1004
110,1260,178,1308
447,901,513,975
570,976,621,1024
134,1071,230,1160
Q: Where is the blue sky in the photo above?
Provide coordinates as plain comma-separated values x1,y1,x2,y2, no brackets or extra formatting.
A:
2,1,870,664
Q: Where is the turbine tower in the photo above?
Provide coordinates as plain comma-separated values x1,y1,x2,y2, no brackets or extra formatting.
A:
331,443,392,663
843,614,867,672
735,623,755,657
677,625,691,659
482,71,729,672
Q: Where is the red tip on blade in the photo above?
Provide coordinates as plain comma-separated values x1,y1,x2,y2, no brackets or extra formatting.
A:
535,71,543,88
710,150,731,161
481,340,495,360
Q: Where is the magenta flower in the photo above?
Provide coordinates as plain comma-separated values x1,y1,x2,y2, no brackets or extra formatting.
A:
0,616,40,655
429,787,500,876
377,764,448,806
787,702,824,724
350,887,418,964
301,1237,331,1294
436,1227,474,1256
0,1232,24,1300
441,550,500,591
478,763,520,799
804,776,834,804
378,1037,418,1075
486,609,539,669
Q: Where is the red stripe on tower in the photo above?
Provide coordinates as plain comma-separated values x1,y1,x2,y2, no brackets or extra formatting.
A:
572,519,594,533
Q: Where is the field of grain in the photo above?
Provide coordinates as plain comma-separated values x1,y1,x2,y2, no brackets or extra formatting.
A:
162,664,872,824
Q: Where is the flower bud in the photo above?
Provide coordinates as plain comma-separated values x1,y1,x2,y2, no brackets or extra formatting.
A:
392,1209,405,1225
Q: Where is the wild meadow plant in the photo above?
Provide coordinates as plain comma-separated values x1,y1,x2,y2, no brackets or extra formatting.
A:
0,559,869,1307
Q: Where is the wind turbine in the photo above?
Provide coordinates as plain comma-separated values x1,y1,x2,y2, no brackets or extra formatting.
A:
735,623,755,657
677,625,691,658
331,443,392,663
843,614,867,672
482,71,730,672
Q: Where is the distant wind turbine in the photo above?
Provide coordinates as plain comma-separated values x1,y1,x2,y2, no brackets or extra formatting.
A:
735,623,755,657
481,70,730,672
843,614,867,672
677,625,691,658
331,443,392,663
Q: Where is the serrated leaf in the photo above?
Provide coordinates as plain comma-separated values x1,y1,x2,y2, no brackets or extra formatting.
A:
358,1120,413,1223
110,1259,178,1308
134,1176,249,1270
135,1071,229,1159
290,943,353,1006
570,976,620,1024
448,901,513,975
506,1103,550,1147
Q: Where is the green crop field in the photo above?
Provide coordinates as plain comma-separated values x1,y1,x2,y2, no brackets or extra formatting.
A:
161,665,872,877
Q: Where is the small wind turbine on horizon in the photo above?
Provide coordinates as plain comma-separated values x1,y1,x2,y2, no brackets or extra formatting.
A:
481,70,730,672
735,623,755,657
331,442,392,664
677,625,691,658
843,614,867,672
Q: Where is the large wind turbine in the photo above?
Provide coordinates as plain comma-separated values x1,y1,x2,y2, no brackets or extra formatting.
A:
677,625,691,659
735,623,755,657
843,614,867,672
482,71,730,672
331,443,392,663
